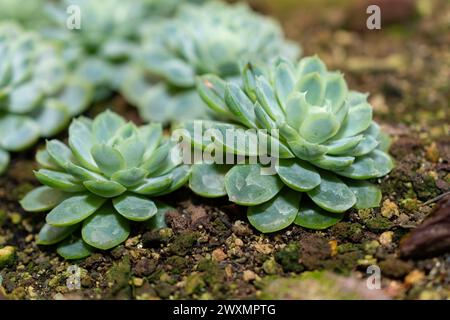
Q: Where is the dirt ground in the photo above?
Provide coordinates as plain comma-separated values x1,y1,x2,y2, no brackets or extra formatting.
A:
0,0,449,300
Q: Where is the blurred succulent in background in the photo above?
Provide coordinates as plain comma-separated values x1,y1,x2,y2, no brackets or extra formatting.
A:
122,1,300,124
0,23,92,174
44,0,207,101
183,56,393,233
20,110,190,259
0,0,49,28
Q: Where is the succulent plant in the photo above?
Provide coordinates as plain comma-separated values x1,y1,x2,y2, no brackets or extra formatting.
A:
20,110,190,259
0,0,49,28
44,0,206,101
122,1,300,124
182,56,394,233
0,23,92,174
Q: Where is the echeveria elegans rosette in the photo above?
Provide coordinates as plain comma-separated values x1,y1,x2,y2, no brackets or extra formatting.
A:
0,23,93,174
45,0,154,99
20,110,190,259
185,56,394,232
122,1,300,123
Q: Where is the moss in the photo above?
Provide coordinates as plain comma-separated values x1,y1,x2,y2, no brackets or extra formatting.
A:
168,232,198,256
262,258,282,275
259,271,363,300
331,222,364,242
166,256,188,274
184,273,206,295
197,258,225,295
337,243,363,254
106,256,131,298
365,216,393,232
275,243,304,273
0,209,6,227
0,246,15,268
379,258,413,278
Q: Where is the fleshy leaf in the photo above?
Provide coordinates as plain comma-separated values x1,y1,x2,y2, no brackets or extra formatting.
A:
37,223,78,245
152,165,191,196
336,150,394,179
276,159,321,191
307,172,356,213
35,169,84,192
33,100,70,137
334,102,372,138
225,83,257,128
225,164,283,205
83,180,126,198
347,180,382,209
294,200,344,230
82,205,130,250
0,115,40,151
247,189,300,233
69,119,98,172
111,168,148,187
113,193,157,221
92,110,125,144
189,163,229,197
46,194,106,227
91,144,125,177
296,72,325,105
20,186,70,212
46,139,74,169
57,236,94,260
130,175,173,195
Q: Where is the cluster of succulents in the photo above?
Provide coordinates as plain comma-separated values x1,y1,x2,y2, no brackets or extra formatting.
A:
122,1,300,124
43,0,208,101
183,56,394,232
0,23,92,174
0,0,393,260
20,110,189,259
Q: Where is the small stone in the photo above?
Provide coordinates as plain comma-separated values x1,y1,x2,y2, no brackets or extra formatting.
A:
329,240,338,256
243,270,257,282
253,243,273,254
404,270,425,286
381,199,399,218
212,248,227,262
9,213,21,224
379,231,394,247
125,236,140,248
133,258,157,277
234,238,244,247
0,246,15,268
132,277,144,287
232,221,252,236
262,258,282,275
224,265,233,279
425,142,440,163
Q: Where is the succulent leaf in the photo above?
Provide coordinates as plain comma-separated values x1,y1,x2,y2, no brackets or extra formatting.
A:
57,236,95,260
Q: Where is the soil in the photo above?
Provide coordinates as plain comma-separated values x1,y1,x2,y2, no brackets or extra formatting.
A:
0,0,449,300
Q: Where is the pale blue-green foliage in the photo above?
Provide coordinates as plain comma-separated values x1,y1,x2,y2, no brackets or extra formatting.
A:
123,1,300,124
0,23,92,174
0,0,50,28
44,0,206,100
20,110,189,259
186,56,394,233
